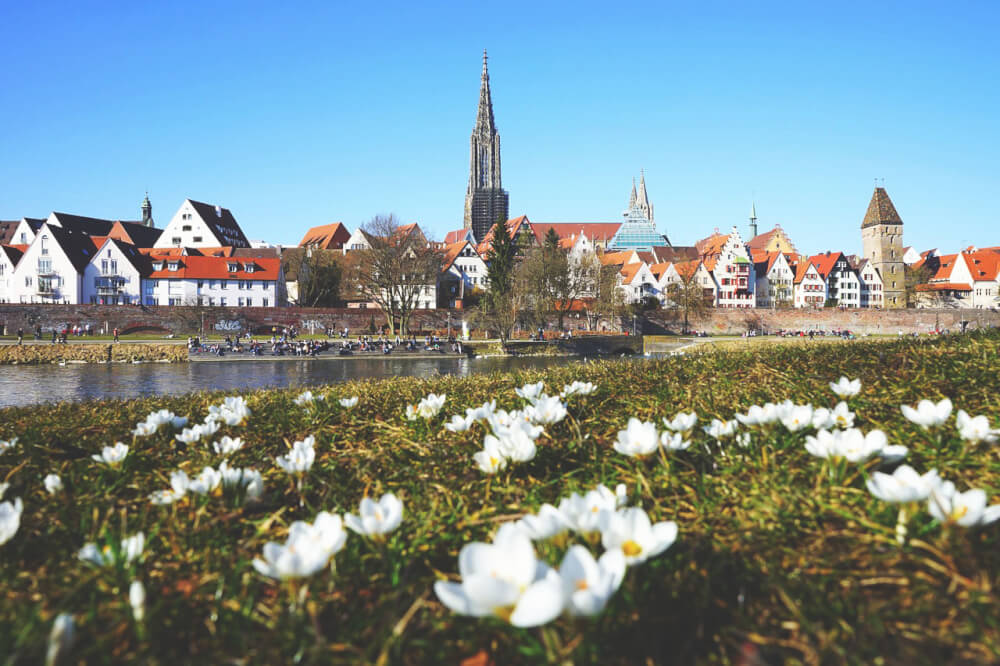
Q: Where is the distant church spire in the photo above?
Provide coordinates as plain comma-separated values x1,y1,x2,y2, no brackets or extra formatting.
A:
749,201,758,238
629,178,637,207
636,169,653,222
141,192,154,228
464,50,509,242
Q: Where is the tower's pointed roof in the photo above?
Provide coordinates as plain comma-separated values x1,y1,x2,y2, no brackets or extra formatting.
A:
629,177,637,207
475,49,495,133
862,187,903,228
750,201,757,221
637,169,650,208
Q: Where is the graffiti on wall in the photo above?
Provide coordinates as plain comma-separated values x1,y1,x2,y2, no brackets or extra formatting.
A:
214,320,242,331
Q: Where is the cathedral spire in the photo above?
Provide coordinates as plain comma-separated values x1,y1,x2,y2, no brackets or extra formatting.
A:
629,177,637,207
637,169,652,221
475,49,495,133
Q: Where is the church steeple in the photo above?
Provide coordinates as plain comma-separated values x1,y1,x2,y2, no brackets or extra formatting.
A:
749,201,758,238
475,49,495,134
629,178,637,207
637,169,653,221
464,50,509,242
141,192,154,228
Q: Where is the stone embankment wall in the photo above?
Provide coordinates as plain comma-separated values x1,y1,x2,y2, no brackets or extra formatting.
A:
0,343,186,365
658,308,1000,336
0,304,997,339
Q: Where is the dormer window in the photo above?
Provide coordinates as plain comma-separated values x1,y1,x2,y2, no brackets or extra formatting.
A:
245,264,254,273
153,261,164,271
168,261,179,271
228,263,238,273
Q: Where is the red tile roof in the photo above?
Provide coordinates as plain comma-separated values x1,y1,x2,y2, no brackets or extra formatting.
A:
962,251,1000,282
916,282,972,292
146,255,282,280
444,229,472,245
808,252,844,279
299,223,351,250
440,241,477,272
529,222,622,245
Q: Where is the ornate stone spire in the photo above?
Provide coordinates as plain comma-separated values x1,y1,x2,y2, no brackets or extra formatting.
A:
629,178,637,207
475,49,495,134
464,50,508,242
636,169,653,221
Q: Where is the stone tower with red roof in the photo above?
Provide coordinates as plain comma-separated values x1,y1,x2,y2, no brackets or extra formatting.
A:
861,186,905,308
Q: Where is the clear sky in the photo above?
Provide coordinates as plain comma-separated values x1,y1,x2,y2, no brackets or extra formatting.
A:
1,1,997,255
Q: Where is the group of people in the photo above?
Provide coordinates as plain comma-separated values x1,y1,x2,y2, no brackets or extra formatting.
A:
14,323,116,344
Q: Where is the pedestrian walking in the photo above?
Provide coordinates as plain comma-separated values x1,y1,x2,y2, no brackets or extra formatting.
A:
113,327,120,343
17,328,23,345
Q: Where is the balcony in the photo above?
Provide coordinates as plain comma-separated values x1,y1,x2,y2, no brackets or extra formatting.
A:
95,276,126,295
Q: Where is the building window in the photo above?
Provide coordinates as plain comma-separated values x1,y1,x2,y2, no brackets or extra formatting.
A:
262,298,268,307
220,298,226,306
220,280,227,289
182,225,192,232
172,237,181,246
227,263,238,272
193,236,202,243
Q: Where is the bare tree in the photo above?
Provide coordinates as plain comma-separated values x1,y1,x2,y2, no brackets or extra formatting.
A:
344,215,442,335
665,265,712,333
588,260,626,332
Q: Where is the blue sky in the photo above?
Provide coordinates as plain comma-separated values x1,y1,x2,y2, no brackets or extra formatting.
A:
1,1,997,254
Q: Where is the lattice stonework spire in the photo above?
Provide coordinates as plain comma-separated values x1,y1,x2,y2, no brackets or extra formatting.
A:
464,49,509,243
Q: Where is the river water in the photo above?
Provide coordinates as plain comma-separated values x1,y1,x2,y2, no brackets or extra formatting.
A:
0,356,597,408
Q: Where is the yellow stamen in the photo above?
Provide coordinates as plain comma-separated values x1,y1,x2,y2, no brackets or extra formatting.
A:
623,540,642,557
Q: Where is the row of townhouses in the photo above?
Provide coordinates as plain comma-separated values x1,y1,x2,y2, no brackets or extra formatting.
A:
2,184,997,311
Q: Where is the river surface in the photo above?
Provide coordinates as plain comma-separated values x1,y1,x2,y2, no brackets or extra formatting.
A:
0,356,602,408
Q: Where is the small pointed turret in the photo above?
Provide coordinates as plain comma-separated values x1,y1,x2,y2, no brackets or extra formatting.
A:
749,201,757,238
629,177,637,207
141,192,153,228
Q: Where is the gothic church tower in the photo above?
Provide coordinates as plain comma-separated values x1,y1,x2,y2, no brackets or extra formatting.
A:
464,50,509,242
861,186,905,308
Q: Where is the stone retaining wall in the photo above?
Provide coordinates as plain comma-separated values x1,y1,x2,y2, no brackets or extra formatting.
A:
0,303,997,339
0,343,186,365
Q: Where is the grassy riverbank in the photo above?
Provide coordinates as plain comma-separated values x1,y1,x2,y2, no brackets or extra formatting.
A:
0,343,188,365
1,332,999,663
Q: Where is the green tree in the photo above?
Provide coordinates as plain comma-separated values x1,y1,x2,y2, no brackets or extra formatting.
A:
904,263,934,308
296,251,343,307
478,217,521,345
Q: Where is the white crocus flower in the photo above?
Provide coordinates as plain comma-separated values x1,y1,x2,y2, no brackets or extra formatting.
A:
487,427,537,464
473,437,508,474
663,411,698,436
561,381,596,398
901,398,953,429
0,482,8,499
339,396,359,409
779,404,814,432
558,545,626,616
0,437,18,454
209,396,251,426
515,503,571,540
558,485,626,534
131,422,158,437
811,407,836,431
212,436,244,456
600,507,678,566
253,512,347,580
525,394,567,425
44,474,63,494
830,376,862,397
276,436,316,476
703,419,738,440
831,402,855,429
129,580,146,622
467,401,497,423
45,613,75,666
150,470,191,505
345,493,404,537
0,497,23,545
294,390,322,406
405,404,419,421
445,414,472,433
735,432,752,448
956,410,999,444
515,381,546,404
434,523,565,627
613,418,660,457
867,465,941,503
92,442,129,467
928,482,1000,527
804,428,893,463
417,393,447,419
736,403,780,427
660,431,692,451
78,532,145,567
187,466,222,495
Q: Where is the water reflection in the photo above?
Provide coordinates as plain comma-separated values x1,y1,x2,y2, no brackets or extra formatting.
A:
0,356,590,408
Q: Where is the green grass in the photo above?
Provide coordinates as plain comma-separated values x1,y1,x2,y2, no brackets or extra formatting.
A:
1,331,999,664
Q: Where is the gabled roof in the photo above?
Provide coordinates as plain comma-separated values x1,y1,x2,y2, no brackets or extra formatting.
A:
0,244,24,266
673,259,702,281
649,261,674,281
477,216,534,256
94,237,153,275
929,254,959,282
147,255,281,281
650,245,698,264
47,225,99,272
862,187,903,228
916,282,972,292
599,251,632,267
808,252,845,279
113,221,163,248
529,222,622,245
751,250,784,276
186,199,250,248
233,247,280,259
49,212,117,236
440,240,480,273
695,232,728,255
444,229,474,245
299,222,351,250
619,262,645,285
961,250,1000,282
793,260,820,284
0,221,19,245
